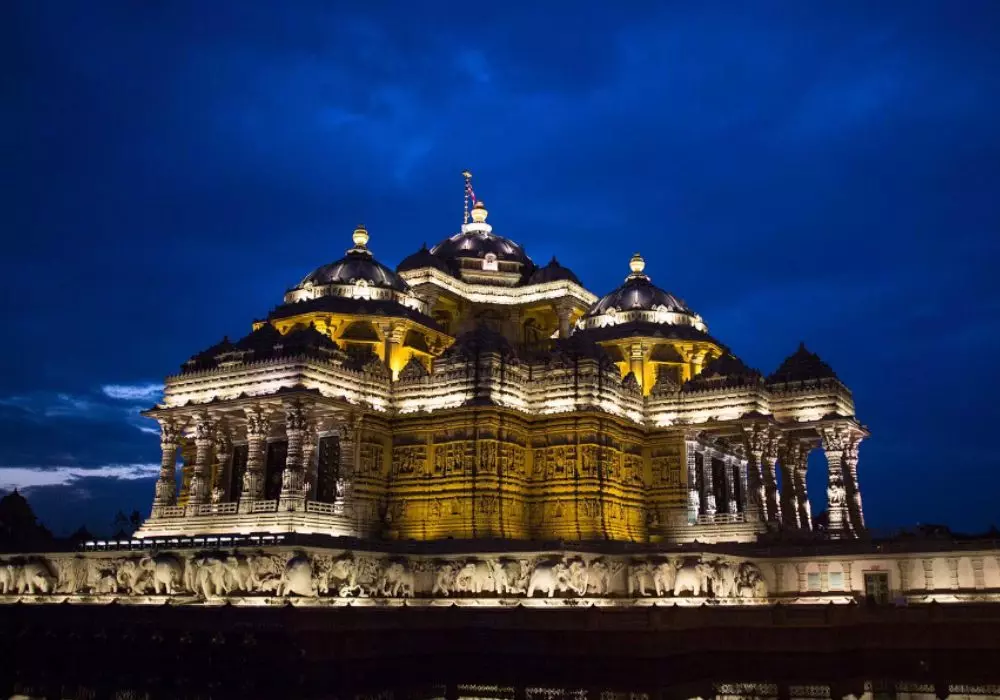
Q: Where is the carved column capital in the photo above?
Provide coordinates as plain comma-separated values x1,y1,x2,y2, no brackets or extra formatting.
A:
158,419,183,448
244,406,271,438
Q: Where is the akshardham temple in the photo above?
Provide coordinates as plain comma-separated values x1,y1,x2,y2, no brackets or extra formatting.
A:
140,194,865,546
2,175,999,612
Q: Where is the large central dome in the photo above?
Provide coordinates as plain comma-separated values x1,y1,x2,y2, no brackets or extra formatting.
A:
398,201,536,286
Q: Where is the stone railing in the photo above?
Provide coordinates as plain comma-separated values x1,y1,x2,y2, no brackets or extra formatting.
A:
157,506,187,519
249,500,278,514
190,503,238,516
696,513,757,525
305,501,343,516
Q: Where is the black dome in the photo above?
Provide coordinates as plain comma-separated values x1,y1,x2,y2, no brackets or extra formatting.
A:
430,231,532,268
297,249,409,293
527,257,581,286
586,275,693,317
397,243,451,274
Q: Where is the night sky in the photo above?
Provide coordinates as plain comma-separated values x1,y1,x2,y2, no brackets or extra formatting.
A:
3,2,999,536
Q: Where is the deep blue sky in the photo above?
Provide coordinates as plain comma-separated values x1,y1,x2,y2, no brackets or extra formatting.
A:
2,2,999,535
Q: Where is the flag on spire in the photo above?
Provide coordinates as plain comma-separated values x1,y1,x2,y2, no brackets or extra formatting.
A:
462,170,476,224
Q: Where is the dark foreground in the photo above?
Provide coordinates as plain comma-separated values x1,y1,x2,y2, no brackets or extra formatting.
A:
3,602,1000,699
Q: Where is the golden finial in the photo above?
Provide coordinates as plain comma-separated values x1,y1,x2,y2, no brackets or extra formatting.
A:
470,199,488,223
629,252,646,275
352,224,369,248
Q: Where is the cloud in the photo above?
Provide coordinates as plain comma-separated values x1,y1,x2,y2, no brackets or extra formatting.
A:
0,464,160,491
101,383,164,401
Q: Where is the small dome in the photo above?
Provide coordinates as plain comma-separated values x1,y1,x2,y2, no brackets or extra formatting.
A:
584,253,694,318
294,225,410,293
397,243,451,274
527,256,581,286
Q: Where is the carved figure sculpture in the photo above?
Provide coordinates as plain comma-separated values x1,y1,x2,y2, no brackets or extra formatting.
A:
651,560,677,597
711,560,739,598
117,559,149,595
586,559,613,595
432,561,460,596
279,556,316,597
673,561,714,597
53,557,89,594
454,560,494,594
527,560,571,598
379,560,415,598
628,561,654,597
491,559,528,596
737,562,767,597
141,554,184,595
564,559,589,596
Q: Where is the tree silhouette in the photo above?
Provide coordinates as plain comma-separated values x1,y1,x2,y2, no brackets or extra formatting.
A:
0,489,54,552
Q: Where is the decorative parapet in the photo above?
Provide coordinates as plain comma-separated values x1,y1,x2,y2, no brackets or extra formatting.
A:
3,542,998,608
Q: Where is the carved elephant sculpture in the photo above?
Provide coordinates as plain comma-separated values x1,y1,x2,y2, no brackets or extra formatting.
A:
492,559,530,596
194,557,229,597
222,555,256,593
116,559,149,595
15,561,56,594
0,564,18,594
279,556,316,597
586,560,613,595
673,561,713,597
651,561,676,597
737,562,767,597
527,561,571,598
379,561,415,598
141,555,184,595
454,561,494,594
627,562,654,597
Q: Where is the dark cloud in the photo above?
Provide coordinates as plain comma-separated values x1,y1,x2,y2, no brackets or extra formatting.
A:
3,1,1000,533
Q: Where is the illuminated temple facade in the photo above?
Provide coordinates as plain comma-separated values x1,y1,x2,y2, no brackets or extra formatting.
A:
138,195,868,546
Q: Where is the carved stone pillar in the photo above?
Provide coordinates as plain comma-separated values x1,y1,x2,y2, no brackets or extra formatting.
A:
382,322,406,380
239,407,270,511
795,563,808,593
779,441,800,529
700,449,716,518
842,436,865,534
818,562,829,592
279,402,309,511
762,431,782,524
841,561,853,592
153,420,182,511
922,558,935,591
724,454,738,515
304,426,320,500
738,459,750,514
187,415,215,508
946,558,960,590
796,444,813,530
212,423,232,503
820,426,850,539
628,342,644,390
555,302,574,339
971,557,985,590
773,563,785,595
897,559,912,594
686,440,699,524
741,425,767,521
